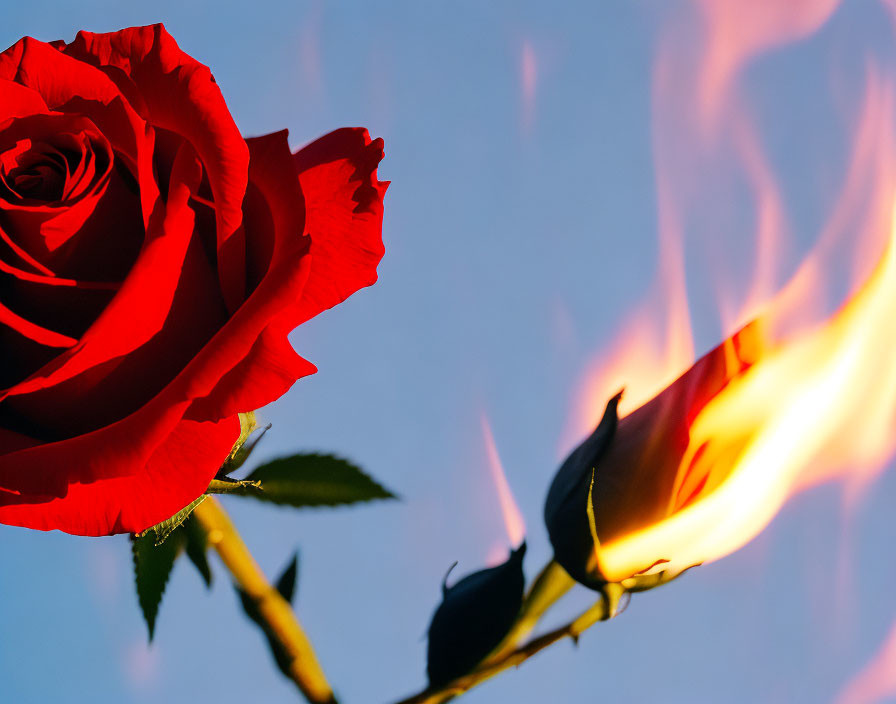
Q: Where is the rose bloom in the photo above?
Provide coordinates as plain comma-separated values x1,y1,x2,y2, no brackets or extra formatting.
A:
0,25,387,536
545,325,761,588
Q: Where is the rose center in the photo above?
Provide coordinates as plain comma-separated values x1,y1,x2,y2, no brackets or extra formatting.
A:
0,127,108,209
6,156,67,201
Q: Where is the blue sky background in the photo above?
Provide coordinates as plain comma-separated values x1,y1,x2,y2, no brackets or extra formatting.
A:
2,2,896,703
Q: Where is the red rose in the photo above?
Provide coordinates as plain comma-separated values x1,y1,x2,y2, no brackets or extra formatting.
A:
0,25,387,536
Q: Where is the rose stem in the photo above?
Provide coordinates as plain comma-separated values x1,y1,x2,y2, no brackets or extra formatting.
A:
481,559,575,665
396,562,626,704
192,497,338,704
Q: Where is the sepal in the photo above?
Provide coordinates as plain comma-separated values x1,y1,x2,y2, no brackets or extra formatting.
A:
426,543,527,687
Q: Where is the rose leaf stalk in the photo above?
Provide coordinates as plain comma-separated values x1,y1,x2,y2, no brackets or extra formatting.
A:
192,497,338,704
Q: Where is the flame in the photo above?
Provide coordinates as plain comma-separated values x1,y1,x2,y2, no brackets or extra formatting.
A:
570,295,692,441
885,0,896,32
124,639,160,689
722,114,788,329
694,0,841,129
481,414,526,548
570,1,896,583
297,1,324,97
520,40,537,135
567,71,695,435
599,197,896,580
836,619,896,704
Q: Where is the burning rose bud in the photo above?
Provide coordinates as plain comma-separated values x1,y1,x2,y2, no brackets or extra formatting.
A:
545,325,762,589
426,543,526,686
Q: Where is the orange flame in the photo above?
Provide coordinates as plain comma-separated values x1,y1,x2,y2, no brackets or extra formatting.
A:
599,197,896,580
571,0,896,583
481,414,526,549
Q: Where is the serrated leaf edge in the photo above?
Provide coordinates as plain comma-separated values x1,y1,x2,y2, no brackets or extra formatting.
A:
244,452,399,508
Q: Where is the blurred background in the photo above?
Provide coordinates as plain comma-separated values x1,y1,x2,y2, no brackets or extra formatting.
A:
2,1,896,702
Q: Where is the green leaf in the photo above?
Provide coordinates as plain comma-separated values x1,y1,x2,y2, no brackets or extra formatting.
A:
141,495,207,546
244,453,397,508
131,530,185,640
183,515,213,588
237,553,301,679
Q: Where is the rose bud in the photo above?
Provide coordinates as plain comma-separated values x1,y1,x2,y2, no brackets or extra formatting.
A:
545,324,761,589
0,25,387,536
427,543,526,686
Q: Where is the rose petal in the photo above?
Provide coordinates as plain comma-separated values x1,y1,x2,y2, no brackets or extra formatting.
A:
5,221,225,439
0,262,115,338
187,128,387,423
0,218,48,271
0,79,49,122
293,127,387,325
186,130,311,422
172,221,312,411
0,299,76,348
0,155,311,536
0,37,123,113
0,211,311,534
0,141,201,401
0,114,119,269
0,414,239,535
242,130,305,290
0,426,41,453
187,322,317,421
183,129,311,423
61,25,250,311
0,36,159,233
